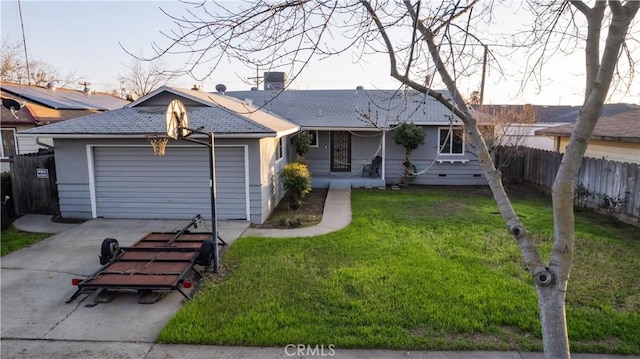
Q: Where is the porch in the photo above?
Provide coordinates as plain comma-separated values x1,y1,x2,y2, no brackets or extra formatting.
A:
311,174,385,189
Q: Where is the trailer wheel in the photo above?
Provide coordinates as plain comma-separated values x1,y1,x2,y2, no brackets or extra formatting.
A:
99,238,120,265
195,240,214,266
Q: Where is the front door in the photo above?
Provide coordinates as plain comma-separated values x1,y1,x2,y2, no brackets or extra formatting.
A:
330,131,351,172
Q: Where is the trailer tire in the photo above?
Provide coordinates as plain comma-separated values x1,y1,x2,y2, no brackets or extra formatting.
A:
100,238,120,265
195,240,214,266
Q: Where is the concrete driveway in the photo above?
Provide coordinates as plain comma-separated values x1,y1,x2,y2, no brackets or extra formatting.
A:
1,218,249,352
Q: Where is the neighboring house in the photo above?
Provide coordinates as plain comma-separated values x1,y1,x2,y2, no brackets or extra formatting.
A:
535,108,640,164
226,87,489,187
1,82,129,172
476,103,637,151
17,86,299,224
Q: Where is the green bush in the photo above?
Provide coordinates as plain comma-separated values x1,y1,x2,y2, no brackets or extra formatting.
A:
1,172,11,199
280,162,312,210
393,122,424,184
296,131,313,157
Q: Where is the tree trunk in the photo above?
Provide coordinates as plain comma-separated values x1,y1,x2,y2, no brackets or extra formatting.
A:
537,279,570,358
365,1,639,358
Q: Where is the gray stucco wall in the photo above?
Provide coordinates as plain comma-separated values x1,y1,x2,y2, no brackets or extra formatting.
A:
253,136,288,224
54,139,92,218
294,128,486,185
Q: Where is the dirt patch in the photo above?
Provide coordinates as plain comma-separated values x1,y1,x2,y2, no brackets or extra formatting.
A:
252,188,328,229
442,326,539,350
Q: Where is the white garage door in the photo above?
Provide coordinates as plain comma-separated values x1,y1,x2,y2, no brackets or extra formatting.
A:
93,146,247,220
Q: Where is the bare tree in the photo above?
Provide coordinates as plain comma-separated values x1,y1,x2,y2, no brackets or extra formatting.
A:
477,104,538,157
118,58,173,100
1,41,25,83
146,1,639,358
1,39,76,87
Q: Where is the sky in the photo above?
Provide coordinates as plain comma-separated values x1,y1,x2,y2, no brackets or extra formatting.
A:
1,0,639,106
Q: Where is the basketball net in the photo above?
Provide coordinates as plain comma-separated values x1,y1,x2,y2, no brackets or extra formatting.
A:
147,135,169,156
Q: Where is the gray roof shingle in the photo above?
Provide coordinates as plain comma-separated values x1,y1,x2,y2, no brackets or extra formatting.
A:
535,109,640,143
19,87,299,137
225,89,461,128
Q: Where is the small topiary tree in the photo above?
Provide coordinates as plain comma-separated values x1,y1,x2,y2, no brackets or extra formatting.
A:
393,122,424,184
280,162,312,210
296,131,313,157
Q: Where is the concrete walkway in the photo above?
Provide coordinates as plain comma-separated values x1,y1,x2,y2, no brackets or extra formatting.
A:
13,214,80,234
242,186,351,237
2,340,637,359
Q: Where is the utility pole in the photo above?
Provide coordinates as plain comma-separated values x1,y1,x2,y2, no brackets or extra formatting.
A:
18,0,31,85
480,45,488,105
247,63,261,88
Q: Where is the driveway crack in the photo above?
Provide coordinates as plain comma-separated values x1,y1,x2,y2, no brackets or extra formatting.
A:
43,294,87,338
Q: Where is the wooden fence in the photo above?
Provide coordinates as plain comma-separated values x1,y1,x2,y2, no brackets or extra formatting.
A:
495,147,640,220
10,151,60,215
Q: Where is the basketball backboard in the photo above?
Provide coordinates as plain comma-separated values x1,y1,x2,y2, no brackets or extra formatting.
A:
166,99,190,139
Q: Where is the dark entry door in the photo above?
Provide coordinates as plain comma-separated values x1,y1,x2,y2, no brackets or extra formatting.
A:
330,131,351,172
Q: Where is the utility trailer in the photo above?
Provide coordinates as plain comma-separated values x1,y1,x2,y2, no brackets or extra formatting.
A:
66,215,223,304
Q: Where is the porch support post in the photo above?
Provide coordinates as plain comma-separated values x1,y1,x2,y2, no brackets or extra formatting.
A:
381,129,386,181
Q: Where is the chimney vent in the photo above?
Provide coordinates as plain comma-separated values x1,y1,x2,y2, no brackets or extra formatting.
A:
263,72,287,91
192,84,202,91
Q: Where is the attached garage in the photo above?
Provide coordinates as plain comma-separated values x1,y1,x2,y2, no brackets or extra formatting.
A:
18,86,300,223
91,146,248,220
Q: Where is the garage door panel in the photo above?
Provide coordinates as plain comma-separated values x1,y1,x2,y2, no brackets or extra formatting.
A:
94,147,247,220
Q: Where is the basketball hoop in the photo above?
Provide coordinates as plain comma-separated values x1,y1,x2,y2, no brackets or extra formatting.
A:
147,134,169,156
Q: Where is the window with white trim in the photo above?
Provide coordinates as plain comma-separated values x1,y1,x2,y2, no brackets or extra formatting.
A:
1,128,17,158
438,127,464,155
308,130,318,147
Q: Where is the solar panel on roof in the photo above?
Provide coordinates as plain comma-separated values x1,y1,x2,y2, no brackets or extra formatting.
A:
0,83,128,111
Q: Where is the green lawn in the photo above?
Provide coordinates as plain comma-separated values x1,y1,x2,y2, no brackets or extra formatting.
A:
1,225,52,256
158,186,640,354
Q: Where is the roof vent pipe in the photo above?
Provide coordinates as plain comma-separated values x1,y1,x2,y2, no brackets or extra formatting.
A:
356,85,364,95
79,81,91,94
47,82,57,90
192,84,202,91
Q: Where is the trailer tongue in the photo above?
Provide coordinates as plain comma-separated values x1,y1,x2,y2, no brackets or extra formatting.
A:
66,214,224,304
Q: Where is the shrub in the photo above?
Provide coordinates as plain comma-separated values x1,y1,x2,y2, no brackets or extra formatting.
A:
280,162,312,210
598,193,627,219
296,131,313,157
393,122,424,184
574,183,591,209
1,172,11,199
1,172,14,227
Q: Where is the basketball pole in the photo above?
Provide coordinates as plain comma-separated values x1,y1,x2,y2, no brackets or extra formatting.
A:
176,128,220,274
208,132,220,274
165,100,221,274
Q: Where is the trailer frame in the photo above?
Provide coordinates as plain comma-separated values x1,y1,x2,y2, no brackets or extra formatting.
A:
66,215,221,304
